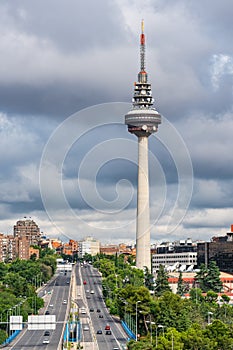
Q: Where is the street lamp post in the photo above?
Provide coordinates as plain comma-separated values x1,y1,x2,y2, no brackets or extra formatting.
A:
136,301,141,342
208,311,213,325
156,324,164,348
145,315,155,344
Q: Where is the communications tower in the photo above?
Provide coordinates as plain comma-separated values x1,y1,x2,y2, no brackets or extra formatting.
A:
125,20,161,271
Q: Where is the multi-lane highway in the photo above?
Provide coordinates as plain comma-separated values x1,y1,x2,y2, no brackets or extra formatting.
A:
6,270,71,350
4,263,129,349
76,263,128,350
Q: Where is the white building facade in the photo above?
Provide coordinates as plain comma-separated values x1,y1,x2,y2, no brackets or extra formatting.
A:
78,237,100,258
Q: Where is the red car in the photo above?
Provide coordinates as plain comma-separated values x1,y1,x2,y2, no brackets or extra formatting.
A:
105,325,110,330
83,280,87,285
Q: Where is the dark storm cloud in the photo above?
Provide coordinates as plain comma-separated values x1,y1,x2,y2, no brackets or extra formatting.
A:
0,0,129,117
1,0,233,241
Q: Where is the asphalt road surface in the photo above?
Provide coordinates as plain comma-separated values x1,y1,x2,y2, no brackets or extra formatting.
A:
77,263,128,350
6,270,71,350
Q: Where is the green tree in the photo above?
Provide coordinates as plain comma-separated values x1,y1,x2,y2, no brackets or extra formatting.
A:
152,292,191,332
205,290,218,304
0,262,7,280
189,287,204,304
3,272,28,297
0,329,7,345
195,261,222,293
177,272,186,296
204,319,233,350
154,265,171,296
144,266,154,291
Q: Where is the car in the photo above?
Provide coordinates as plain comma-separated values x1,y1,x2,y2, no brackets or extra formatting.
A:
83,325,89,331
99,314,103,318
96,330,102,334
49,304,53,308
66,281,69,284
43,339,50,344
106,330,112,335
87,295,91,299
86,289,89,293
105,325,110,330
89,308,94,312
96,309,101,312
63,300,67,304
44,331,50,336
83,280,87,285
90,290,94,294
45,310,50,315
81,309,86,314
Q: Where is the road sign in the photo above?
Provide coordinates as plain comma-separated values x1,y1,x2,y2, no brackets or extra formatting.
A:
10,316,23,330
28,315,56,330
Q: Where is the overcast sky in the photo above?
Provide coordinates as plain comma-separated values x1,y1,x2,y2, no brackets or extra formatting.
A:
1,0,233,244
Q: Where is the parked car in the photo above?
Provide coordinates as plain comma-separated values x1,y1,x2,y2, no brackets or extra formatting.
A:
44,331,50,336
96,330,102,334
106,330,112,335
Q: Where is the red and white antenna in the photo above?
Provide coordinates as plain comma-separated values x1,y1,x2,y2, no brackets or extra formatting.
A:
140,19,146,72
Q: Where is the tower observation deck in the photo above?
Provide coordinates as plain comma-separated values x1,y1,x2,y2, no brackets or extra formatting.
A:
125,21,161,272
125,20,161,136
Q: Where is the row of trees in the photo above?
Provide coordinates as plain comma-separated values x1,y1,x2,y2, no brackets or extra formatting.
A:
0,248,57,344
85,253,233,349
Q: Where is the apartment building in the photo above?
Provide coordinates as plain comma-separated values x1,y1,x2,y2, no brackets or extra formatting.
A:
0,233,16,262
78,236,100,258
14,219,41,245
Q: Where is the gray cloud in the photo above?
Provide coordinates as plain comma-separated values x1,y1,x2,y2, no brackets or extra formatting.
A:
0,0,233,243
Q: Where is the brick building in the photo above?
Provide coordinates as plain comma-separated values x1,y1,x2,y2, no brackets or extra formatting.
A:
14,219,41,245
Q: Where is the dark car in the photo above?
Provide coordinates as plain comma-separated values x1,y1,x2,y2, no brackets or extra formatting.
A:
44,331,50,336
106,330,112,335
96,330,102,334
99,314,103,318
96,309,101,312
90,308,94,312
45,310,50,315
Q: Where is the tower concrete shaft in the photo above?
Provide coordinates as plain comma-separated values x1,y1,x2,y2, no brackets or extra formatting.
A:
137,136,151,270
125,20,161,272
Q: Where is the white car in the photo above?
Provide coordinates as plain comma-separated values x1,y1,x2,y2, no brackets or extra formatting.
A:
63,300,67,304
90,290,94,294
81,309,86,314
43,339,50,344
83,325,89,331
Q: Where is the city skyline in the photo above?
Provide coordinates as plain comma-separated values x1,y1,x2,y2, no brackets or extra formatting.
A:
1,1,233,244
